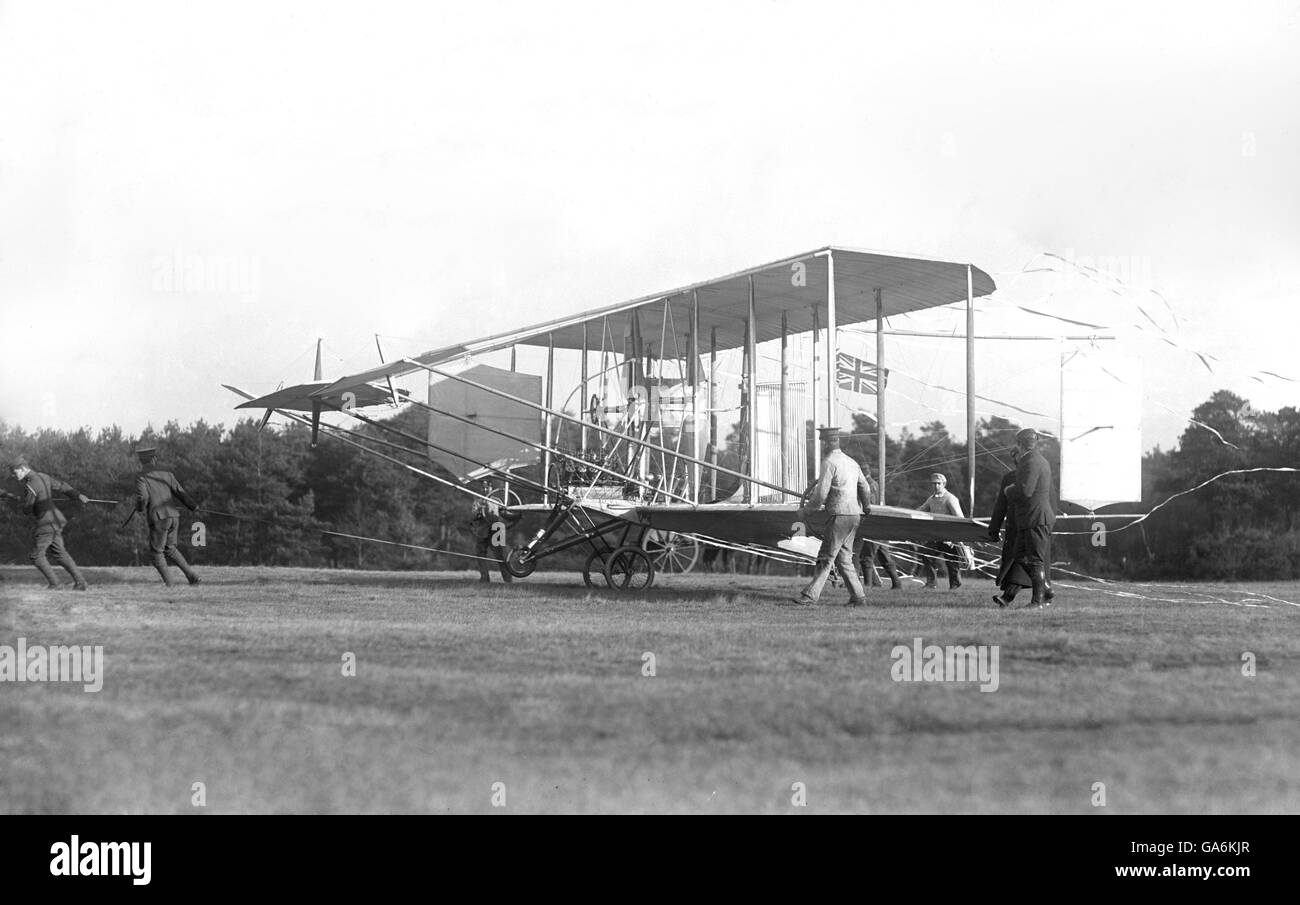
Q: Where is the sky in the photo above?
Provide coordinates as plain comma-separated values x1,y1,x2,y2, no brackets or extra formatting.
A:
1,0,1297,454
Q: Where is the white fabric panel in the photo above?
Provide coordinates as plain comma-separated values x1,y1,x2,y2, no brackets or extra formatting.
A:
1060,351,1142,509
756,380,808,502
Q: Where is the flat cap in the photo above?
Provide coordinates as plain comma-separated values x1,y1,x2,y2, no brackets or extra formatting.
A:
7,454,28,470
1015,428,1039,444
928,473,947,483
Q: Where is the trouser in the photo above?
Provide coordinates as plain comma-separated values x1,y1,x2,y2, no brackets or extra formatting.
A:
149,516,199,585
921,541,962,587
31,524,87,588
858,540,902,587
1014,525,1052,571
997,533,1033,592
1014,524,1053,603
800,515,866,602
474,536,512,582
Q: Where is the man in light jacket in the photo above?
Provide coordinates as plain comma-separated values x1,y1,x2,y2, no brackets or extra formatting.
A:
789,427,872,607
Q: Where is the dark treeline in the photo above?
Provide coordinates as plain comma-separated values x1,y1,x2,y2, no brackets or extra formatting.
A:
0,408,467,570
2,388,1297,579
839,389,1300,580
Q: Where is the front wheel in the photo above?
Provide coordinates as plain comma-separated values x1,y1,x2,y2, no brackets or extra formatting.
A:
504,546,537,579
603,545,656,591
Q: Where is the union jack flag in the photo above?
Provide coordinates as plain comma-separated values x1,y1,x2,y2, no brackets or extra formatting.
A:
837,352,887,395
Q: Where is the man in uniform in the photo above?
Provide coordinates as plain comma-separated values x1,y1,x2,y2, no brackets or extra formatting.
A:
916,473,964,588
1003,428,1056,608
468,486,521,583
854,460,902,590
134,446,202,586
789,427,871,607
7,454,91,590
987,450,1033,607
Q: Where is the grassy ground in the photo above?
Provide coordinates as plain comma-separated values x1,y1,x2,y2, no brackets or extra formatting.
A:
1,564,1296,814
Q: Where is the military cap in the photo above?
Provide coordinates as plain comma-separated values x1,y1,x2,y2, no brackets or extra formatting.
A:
817,426,843,448
135,446,158,461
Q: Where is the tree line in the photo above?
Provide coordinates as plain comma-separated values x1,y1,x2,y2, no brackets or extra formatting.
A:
2,389,1297,579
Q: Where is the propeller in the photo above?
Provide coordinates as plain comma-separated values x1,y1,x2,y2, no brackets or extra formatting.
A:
310,338,323,447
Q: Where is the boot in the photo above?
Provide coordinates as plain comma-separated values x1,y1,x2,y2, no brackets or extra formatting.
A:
59,553,89,590
993,584,1020,608
151,554,175,587
1044,575,1055,602
921,562,938,589
1026,567,1048,608
882,557,902,589
948,569,962,589
169,549,200,586
34,559,61,589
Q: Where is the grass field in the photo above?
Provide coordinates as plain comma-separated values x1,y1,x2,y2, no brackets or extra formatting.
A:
1,564,1296,814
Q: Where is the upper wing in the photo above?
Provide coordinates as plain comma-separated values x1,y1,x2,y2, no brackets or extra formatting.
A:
312,246,995,399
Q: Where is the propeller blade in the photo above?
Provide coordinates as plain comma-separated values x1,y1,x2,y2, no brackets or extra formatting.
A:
375,334,400,406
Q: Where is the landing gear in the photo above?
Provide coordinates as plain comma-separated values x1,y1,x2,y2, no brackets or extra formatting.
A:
582,550,608,588
603,545,656,591
645,531,699,574
504,547,537,579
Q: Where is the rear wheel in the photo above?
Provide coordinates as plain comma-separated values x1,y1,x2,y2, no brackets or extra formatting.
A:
582,550,608,588
603,545,656,591
485,485,522,511
646,531,699,574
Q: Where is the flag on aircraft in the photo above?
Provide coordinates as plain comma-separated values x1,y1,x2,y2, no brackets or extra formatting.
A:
836,352,888,395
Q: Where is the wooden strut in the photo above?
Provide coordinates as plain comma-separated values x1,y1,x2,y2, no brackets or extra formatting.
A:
966,263,976,516
780,310,788,501
690,290,701,503
745,275,758,504
876,287,886,505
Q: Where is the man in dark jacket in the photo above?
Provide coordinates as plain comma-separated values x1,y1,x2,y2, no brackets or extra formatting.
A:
134,446,202,586
987,451,1032,606
6,454,90,590
1003,429,1056,608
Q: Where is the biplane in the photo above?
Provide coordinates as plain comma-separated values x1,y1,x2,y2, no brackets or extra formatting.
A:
229,245,1133,590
